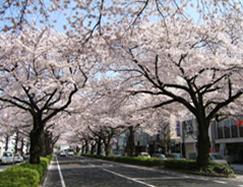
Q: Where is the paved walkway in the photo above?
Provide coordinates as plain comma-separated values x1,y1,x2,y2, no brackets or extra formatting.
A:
231,164,243,176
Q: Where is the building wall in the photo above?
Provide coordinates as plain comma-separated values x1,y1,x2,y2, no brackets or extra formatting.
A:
213,118,243,162
179,117,243,162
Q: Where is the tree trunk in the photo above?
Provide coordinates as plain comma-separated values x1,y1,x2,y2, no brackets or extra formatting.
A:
196,116,210,169
81,142,85,154
76,146,80,154
5,134,9,151
105,142,111,156
40,131,47,157
46,132,53,155
29,117,44,164
85,140,89,153
97,136,102,155
14,130,19,153
30,129,42,164
20,138,25,155
91,141,96,154
127,126,135,157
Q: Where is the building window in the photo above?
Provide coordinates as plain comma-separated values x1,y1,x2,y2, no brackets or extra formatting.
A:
240,126,243,137
224,119,231,138
217,122,224,139
231,119,239,138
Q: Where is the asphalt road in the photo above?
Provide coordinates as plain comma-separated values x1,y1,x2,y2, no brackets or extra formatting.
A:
42,155,243,187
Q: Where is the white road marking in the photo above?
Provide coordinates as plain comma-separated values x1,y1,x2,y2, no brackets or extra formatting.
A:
103,168,157,187
136,177,186,181
55,155,66,187
213,180,227,184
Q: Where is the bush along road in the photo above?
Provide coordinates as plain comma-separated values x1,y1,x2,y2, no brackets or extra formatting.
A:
0,154,53,187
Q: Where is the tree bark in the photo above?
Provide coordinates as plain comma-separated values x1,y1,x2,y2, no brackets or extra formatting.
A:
29,117,44,164
91,141,96,154
29,130,41,164
85,140,89,153
20,138,25,155
5,135,9,151
96,136,102,155
14,130,19,153
105,142,111,156
39,131,47,157
196,114,210,169
127,126,135,157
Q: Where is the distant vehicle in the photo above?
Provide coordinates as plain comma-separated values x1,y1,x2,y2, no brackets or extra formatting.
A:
152,153,167,160
55,151,60,156
209,153,228,165
14,154,24,163
59,151,67,157
23,152,30,160
138,152,151,158
1,151,14,164
66,148,75,156
166,153,186,160
112,152,121,157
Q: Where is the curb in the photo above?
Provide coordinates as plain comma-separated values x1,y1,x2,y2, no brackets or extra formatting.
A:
40,156,54,187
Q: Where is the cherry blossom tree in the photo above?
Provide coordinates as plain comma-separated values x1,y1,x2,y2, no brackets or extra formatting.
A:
0,25,96,163
1,0,243,168
103,17,243,168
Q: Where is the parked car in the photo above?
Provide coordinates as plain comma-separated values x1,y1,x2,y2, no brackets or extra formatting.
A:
209,153,228,165
14,153,24,163
152,153,167,160
59,151,67,157
55,151,60,156
23,152,30,160
112,152,121,157
1,151,14,165
166,153,186,160
138,152,151,158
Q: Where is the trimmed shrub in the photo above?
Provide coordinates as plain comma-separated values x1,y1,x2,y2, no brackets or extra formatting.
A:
82,154,234,176
0,167,39,187
45,154,53,164
0,154,53,187
203,163,234,176
83,154,165,167
20,162,45,181
163,159,198,170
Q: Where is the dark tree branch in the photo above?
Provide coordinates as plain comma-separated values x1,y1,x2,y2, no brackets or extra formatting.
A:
43,84,78,124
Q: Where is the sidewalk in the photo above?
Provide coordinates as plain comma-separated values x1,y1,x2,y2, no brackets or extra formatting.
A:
231,164,243,175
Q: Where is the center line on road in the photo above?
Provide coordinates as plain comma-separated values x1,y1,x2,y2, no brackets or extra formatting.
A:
103,168,156,187
55,155,66,187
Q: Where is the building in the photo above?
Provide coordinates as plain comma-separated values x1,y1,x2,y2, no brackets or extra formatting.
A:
179,116,243,163
212,118,243,163
134,121,180,156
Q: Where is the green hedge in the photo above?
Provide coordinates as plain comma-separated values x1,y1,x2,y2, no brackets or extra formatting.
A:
82,154,234,176
0,167,39,187
203,163,234,176
83,154,165,167
0,154,53,187
163,159,198,170
104,155,165,167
